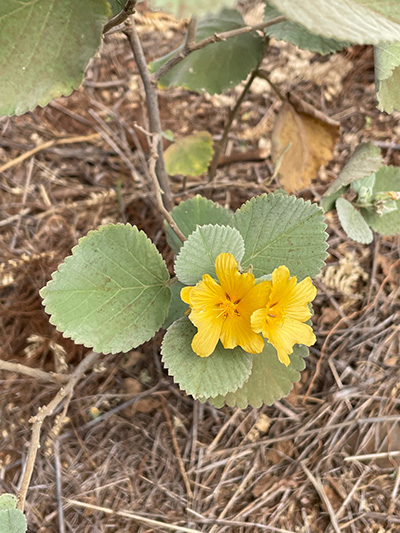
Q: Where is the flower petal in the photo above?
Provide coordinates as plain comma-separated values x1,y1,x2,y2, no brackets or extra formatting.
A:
239,280,271,318
191,316,223,357
220,315,264,354
215,253,255,301
284,277,317,321
181,286,193,305
250,308,269,335
190,274,226,308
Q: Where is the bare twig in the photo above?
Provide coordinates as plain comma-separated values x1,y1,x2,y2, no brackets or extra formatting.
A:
103,0,137,34
17,351,101,511
0,358,69,384
256,69,287,101
149,137,186,243
208,69,259,181
124,20,173,211
153,16,286,83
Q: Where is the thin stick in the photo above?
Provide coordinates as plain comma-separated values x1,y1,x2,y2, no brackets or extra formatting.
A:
17,351,100,511
344,451,400,462
208,69,258,181
0,358,69,384
300,462,341,533
149,137,186,243
65,499,201,533
161,399,193,500
256,69,287,101
153,16,286,83
103,0,137,34
124,20,173,211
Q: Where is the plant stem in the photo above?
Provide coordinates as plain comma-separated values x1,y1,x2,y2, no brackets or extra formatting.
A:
208,69,258,181
0,358,69,384
124,20,173,211
103,0,137,34
152,16,286,83
256,68,287,101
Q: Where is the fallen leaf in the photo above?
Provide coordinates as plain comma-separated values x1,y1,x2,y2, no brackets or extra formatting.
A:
271,101,340,192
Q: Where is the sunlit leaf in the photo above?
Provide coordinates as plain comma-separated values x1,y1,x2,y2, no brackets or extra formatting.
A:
375,42,400,113
149,0,235,17
164,131,214,176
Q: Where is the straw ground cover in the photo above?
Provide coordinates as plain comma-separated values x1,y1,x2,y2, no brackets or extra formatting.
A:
1,14,399,533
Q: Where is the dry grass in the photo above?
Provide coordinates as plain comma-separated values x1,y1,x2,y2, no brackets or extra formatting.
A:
1,19,400,533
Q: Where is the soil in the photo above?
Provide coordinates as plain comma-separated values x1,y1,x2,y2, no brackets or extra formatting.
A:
0,10,399,533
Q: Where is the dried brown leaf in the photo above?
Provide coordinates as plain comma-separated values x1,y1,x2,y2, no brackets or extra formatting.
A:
271,102,340,192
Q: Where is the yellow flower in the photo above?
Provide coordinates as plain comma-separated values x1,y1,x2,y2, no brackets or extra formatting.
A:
251,265,317,366
181,253,270,357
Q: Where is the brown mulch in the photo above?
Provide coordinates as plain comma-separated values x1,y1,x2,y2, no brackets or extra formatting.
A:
1,15,400,533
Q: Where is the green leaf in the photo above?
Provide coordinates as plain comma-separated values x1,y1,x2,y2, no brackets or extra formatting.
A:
165,195,233,254
361,166,400,235
267,0,400,44
353,173,376,195
107,0,125,16
40,224,171,354
375,42,400,113
264,3,350,54
161,317,253,399
150,9,264,94
204,343,308,408
149,0,235,17
336,198,373,244
323,142,383,197
320,185,349,213
0,496,27,533
174,224,245,285
0,1,110,117
233,194,328,281
164,131,214,176
163,279,188,329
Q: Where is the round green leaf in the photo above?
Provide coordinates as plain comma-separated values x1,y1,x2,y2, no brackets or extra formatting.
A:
233,193,328,281
150,9,264,94
268,0,400,44
40,224,171,354
375,42,400,113
164,131,214,177
204,343,308,408
174,224,245,285
336,198,373,244
324,142,383,197
0,495,17,511
161,317,253,399
361,166,400,235
264,3,350,54
0,1,110,117
0,509,27,533
165,195,233,254
162,279,188,329
149,0,235,17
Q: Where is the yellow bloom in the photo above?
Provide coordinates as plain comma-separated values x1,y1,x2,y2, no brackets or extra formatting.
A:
181,253,270,357
251,265,317,366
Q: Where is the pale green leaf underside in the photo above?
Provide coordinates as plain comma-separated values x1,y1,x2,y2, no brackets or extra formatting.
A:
320,185,349,213
264,3,350,54
0,495,17,511
324,142,383,197
336,198,373,244
163,279,187,329
161,318,253,399
375,43,400,113
361,166,400,235
164,131,214,177
267,0,400,44
150,0,235,17
204,343,308,408
165,195,233,254
174,224,245,285
150,9,264,94
0,509,27,533
0,0,110,116
233,194,328,281
41,224,171,354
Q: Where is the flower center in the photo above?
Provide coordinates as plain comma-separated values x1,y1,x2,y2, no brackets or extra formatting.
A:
265,302,285,324
216,293,240,319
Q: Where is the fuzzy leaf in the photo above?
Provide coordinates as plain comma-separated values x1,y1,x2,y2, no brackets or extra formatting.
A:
150,9,264,94
149,0,234,17
107,0,125,16
161,318,253,399
361,166,400,235
375,42,400,113
164,131,214,176
0,496,27,533
165,195,233,254
0,0,110,117
320,185,349,213
267,0,400,44
204,343,308,408
264,3,350,54
323,142,383,197
174,224,244,285
40,224,171,354
336,198,373,244
163,279,188,329
233,194,328,281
